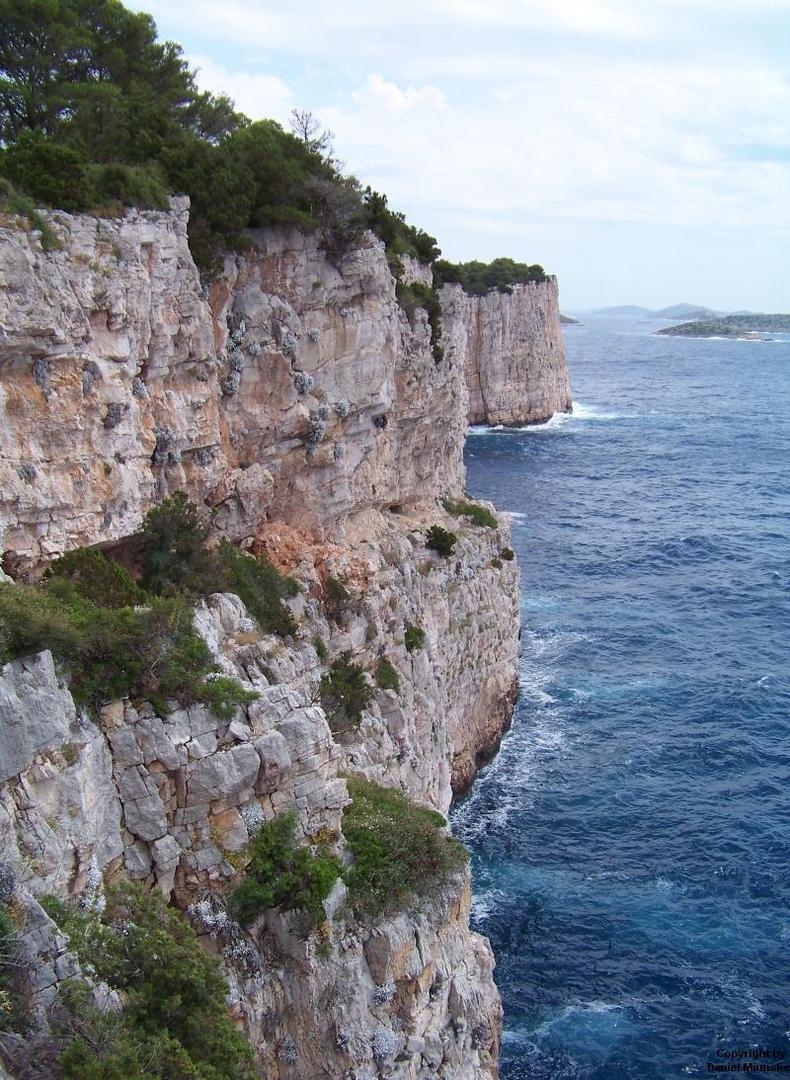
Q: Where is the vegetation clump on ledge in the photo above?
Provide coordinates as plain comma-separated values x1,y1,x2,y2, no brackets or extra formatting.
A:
322,573,352,623
0,493,299,717
394,279,444,362
442,497,499,529
41,882,256,1079
343,778,467,918
375,656,401,693
229,810,340,928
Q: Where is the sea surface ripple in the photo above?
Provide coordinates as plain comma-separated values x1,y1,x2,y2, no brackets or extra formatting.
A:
453,316,790,1079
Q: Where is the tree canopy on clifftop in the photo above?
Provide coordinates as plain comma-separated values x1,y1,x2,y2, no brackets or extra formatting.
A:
0,0,441,274
0,0,550,288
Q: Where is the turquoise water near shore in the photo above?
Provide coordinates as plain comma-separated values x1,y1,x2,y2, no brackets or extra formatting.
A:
453,317,790,1079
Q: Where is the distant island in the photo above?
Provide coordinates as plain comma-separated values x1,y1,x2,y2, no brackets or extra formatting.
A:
560,313,580,325
593,304,653,316
657,314,790,338
593,302,721,319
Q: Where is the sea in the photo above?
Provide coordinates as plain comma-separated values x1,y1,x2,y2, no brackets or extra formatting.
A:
452,315,790,1079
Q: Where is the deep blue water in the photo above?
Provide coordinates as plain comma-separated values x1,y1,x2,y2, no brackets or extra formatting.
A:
453,317,790,1080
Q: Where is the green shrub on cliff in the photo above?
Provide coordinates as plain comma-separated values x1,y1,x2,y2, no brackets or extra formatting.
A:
0,492,298,716
426,525,458,557
319,652,373,732
218,542,299,638
404,623,426,653
375,656,401,693
342,778,467,918
229,810,340,927
322,574,352,622
45,547,146,608
395,280,444,361
139,492,219,596
0,177,62,250
138,493,298,637
43,883,256,1079
0,578,255,718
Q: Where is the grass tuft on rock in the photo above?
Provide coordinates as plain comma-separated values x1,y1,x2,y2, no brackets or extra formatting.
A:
342,778,467,919
442,497,498,529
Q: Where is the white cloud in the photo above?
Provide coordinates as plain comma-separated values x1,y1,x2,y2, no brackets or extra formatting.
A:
189,56,293,122
131,0,790,305
315,61,790,236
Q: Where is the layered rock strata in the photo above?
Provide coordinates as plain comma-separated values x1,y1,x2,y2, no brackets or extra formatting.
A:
0,198,565,1077
441,276,572,425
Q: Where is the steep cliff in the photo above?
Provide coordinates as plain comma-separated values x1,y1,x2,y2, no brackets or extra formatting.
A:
0,199,538,1077
441,276,572,425
0,199,466,572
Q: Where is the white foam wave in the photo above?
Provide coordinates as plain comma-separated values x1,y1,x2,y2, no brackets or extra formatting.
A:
451,708,568,840
531,1001,626,1041
466,401,629,437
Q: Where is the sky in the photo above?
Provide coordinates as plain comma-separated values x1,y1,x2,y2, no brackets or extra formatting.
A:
128,0,790,311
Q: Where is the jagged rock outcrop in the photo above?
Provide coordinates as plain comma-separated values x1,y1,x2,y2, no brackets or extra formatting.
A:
0,198,563,1077
441,276,572,425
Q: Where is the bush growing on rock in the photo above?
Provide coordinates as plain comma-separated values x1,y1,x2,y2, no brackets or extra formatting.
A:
395,280,444,362
0,579,254,717
45,547,145,608
42,883,256,1079
323,574,352,622
139,494,298,637
293,371,314,395
404,623,426,653
139,492,219,596
218,542,298,638
319,651,373,732
229,810,340,927
342,778,467,918
375,656,401,693
426,525,458,557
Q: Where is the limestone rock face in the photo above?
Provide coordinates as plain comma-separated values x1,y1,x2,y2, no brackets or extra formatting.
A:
441,277,572,425
0,199,560,1078
0,569,506,1075
0,202,464,570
